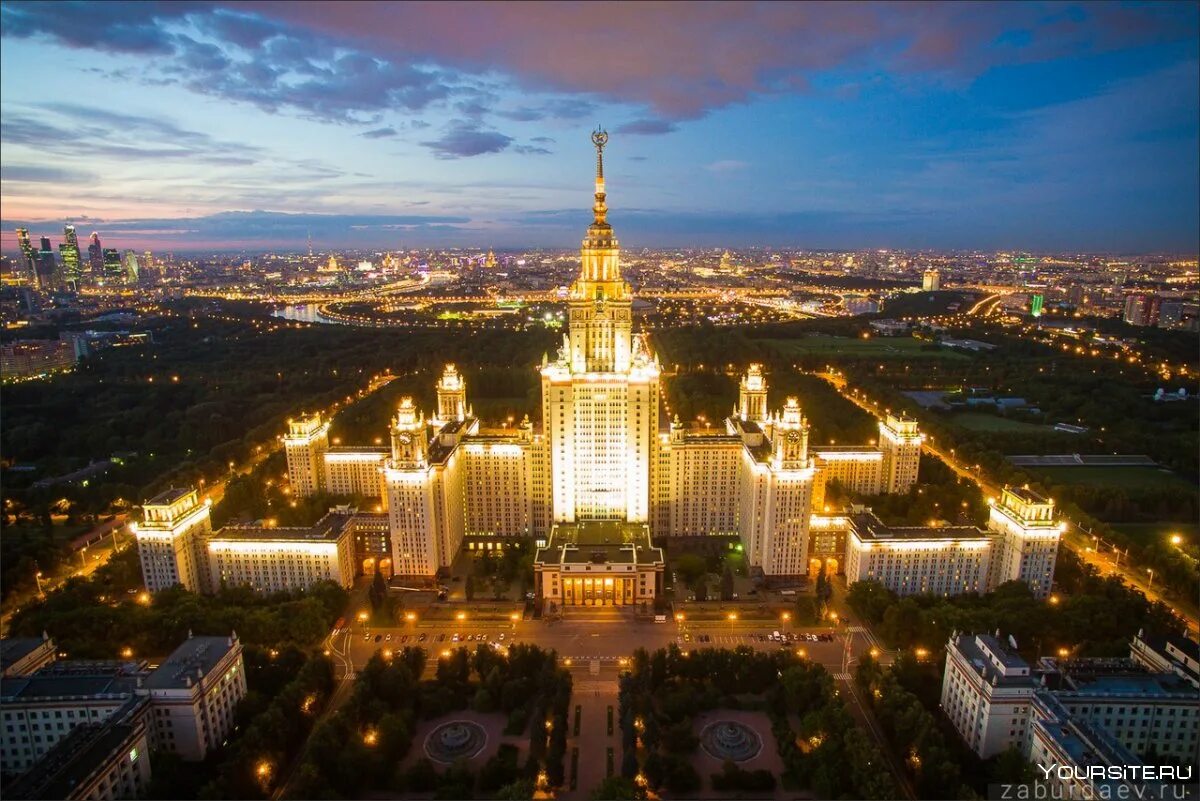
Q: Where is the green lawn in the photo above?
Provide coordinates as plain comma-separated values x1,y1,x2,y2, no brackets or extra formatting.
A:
1034,465,1196,492
762,335,968,361
949,412,1048,433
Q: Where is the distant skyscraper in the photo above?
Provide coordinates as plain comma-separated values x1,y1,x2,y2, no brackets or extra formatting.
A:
36,237,58,290
1066,284,1084,307
87,232,104,275
1030,293,1044,318
59,225,82,289
102,248,123,282
15,228,36,282
1123,294,1160,327
922,269,940,291
123,249,139,283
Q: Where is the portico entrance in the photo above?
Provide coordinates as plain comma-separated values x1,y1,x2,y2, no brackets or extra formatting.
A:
560,576,636,605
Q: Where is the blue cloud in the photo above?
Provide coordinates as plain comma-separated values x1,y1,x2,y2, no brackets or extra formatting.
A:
616,118,678,135
421,122,513,159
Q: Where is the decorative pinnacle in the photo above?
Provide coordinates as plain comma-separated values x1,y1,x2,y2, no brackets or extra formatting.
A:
591,126,608,225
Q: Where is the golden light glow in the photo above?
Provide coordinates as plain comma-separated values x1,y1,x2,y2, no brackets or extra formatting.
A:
363,729,378,746
456,611,466,621
404,612,417,622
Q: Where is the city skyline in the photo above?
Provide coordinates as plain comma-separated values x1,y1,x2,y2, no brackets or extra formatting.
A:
2,1,1199,253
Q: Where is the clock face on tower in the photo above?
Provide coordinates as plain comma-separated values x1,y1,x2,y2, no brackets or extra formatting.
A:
398,433,412,445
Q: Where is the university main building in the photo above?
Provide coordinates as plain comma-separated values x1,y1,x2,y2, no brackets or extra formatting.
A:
137,132,1060,606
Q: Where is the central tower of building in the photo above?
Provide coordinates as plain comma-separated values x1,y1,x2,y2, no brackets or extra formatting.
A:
541,130,660,523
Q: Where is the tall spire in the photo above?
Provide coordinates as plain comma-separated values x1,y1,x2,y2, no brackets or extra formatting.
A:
591,126,609,227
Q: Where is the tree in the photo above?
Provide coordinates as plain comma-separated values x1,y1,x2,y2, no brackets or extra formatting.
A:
675,554,707,592
465,574,476,601
720,565,735,601
494,779,535,800
621,749,640,779
815,565,832,605
589,776,646,801
368,568,387,610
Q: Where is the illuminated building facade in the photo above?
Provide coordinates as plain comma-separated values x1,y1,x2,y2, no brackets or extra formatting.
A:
205,512,356,593
0,633,245,777
283,415,330,497
840,484,1061,598
845,510,993,596
940,632,1035,759
134,488,211,593
0,340,76,380
985,486,1062,599
87,232,103,276
101,248,123,282
15,228,36,282
540,129,659,525
36,237,57,290
534,522,664,607
277,132,940,588
59,225,81,290
943,631,1200,773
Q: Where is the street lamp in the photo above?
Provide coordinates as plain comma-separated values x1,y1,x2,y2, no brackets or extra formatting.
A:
1170,533,1183,547
357,611,369,626
34,571,45,596
1146,568,1155,590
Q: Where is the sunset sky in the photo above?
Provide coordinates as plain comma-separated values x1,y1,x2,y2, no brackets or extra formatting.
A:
1,1,1197,252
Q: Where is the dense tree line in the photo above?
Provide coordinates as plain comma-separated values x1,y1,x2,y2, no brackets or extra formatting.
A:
7,558,348,658
846,550,1184,658
854,655,976,799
